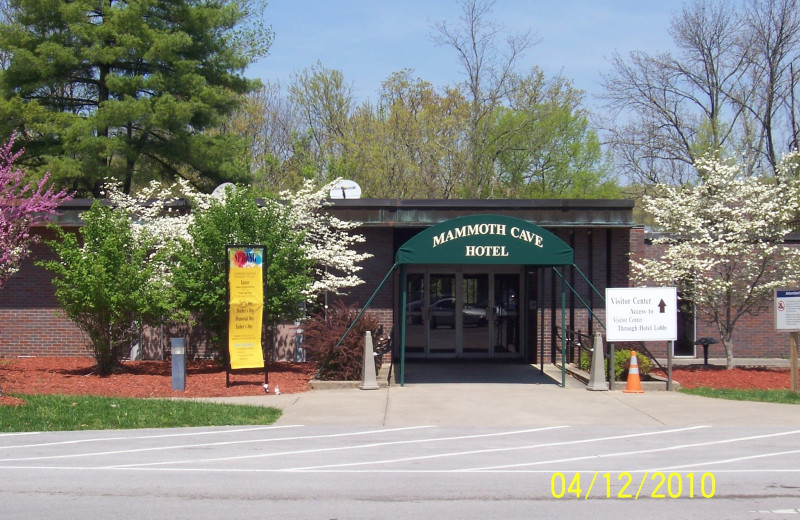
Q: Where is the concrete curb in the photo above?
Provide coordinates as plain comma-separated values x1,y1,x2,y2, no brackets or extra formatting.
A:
308,379,390,389
563,363,678,391
309,364,393,389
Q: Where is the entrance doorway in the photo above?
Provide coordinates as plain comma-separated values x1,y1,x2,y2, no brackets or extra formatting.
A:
674,298,696,357
404,269,522,358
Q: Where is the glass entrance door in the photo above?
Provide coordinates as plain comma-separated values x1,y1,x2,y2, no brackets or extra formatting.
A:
493,274,520,355
403,269,522,358
462,273,490,355
428,274,457,356
405,273,425,355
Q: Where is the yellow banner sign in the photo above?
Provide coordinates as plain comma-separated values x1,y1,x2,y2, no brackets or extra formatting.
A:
228,247,265,370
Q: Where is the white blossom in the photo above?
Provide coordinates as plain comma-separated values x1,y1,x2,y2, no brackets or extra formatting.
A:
631,151,800,368
101,178,212,286
101,178,372,302
277,179,373,300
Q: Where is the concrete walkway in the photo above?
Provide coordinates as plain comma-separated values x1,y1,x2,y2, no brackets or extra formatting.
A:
200,360,800,428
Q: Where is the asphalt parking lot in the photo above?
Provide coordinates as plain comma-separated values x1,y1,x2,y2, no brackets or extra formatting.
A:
2,422,800,519
2,361,800,519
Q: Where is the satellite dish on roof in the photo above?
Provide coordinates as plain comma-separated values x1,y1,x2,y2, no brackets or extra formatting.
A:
329,179,362,200
212,182,235,200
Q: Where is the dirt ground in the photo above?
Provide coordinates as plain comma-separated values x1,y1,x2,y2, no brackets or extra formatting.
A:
0,356,795,407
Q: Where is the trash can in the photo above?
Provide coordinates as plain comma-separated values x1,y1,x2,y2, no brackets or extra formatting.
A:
694,337,717,366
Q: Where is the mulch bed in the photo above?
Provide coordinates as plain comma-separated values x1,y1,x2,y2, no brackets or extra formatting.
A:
1,357,796,408
0,357,317,405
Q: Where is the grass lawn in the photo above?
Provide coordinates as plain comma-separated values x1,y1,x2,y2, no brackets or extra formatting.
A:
680,387,800,405
0,394,281,432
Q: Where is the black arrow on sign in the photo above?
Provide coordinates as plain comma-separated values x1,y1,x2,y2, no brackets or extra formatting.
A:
658,299,667,313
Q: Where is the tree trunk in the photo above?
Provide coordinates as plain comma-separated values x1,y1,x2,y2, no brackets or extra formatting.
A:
721,334,734,370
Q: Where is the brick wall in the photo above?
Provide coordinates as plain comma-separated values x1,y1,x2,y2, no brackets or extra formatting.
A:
16,219,792,362
0,229,88,357
336,226,396,334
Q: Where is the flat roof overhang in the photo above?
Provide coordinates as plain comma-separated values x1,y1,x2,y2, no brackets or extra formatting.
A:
45,197,636,228
327,198,636,228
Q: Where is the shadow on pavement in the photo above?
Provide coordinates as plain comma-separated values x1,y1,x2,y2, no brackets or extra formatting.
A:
392,359,561,385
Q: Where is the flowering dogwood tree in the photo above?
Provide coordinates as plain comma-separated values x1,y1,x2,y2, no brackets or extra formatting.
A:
631,152,800,369
0,137,72,288
281,180,372,299
102,177,213,248
102,178,372,301
101,178,214,285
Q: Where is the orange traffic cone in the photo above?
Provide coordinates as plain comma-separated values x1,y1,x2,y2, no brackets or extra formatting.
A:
623,351,645,393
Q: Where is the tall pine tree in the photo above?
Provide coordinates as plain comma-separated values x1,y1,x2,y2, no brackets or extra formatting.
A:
0,0,272,195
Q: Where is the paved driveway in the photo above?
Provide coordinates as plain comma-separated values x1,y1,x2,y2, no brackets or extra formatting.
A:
3,361,800,519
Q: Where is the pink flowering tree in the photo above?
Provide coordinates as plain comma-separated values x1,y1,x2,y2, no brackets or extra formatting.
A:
0,137,72,288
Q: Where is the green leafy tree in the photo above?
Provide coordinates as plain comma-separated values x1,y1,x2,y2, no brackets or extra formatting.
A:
346,70,470,198
39,202,172,374
171,185,311,359
0,0,272,195
431,0,537,197
288,61,354,183
493,73,617,198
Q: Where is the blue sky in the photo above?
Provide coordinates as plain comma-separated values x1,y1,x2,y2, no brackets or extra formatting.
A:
248,0,685,105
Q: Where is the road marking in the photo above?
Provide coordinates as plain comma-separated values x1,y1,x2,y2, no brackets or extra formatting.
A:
468,429,800,471
285,426,706,471
107,426,570,468
0,425,434,463
3,466,800,475
0,425,301,450
656,448,800,471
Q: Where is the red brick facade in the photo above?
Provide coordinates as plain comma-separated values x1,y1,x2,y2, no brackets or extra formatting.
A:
0,229,87,357
3,200,788,362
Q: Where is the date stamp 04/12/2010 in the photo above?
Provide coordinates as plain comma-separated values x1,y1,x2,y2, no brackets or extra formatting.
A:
550,472,716,499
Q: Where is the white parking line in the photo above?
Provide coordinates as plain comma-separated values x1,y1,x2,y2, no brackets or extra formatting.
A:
467,429,800,471
108,426,570,468
287,426,708,471
0,425,301,450
2,465,800,475
0,432,41,438
0,425,434,464
656,448,800,471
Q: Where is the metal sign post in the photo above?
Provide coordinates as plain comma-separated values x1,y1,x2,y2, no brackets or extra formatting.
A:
606,287,678,390
792,333,799,393
774,289,800,393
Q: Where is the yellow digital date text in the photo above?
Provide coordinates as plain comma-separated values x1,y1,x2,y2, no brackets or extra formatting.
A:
550,471,716,499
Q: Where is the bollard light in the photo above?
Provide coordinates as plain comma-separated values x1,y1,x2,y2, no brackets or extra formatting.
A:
171,337,186,391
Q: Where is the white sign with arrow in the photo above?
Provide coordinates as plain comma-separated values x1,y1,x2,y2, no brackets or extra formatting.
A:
605,287,678,342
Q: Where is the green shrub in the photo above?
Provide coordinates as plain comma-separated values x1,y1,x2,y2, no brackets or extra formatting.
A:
615,349,652,379
579,348,652,380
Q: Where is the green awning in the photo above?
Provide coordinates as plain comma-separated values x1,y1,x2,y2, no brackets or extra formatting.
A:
395,214,573,266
